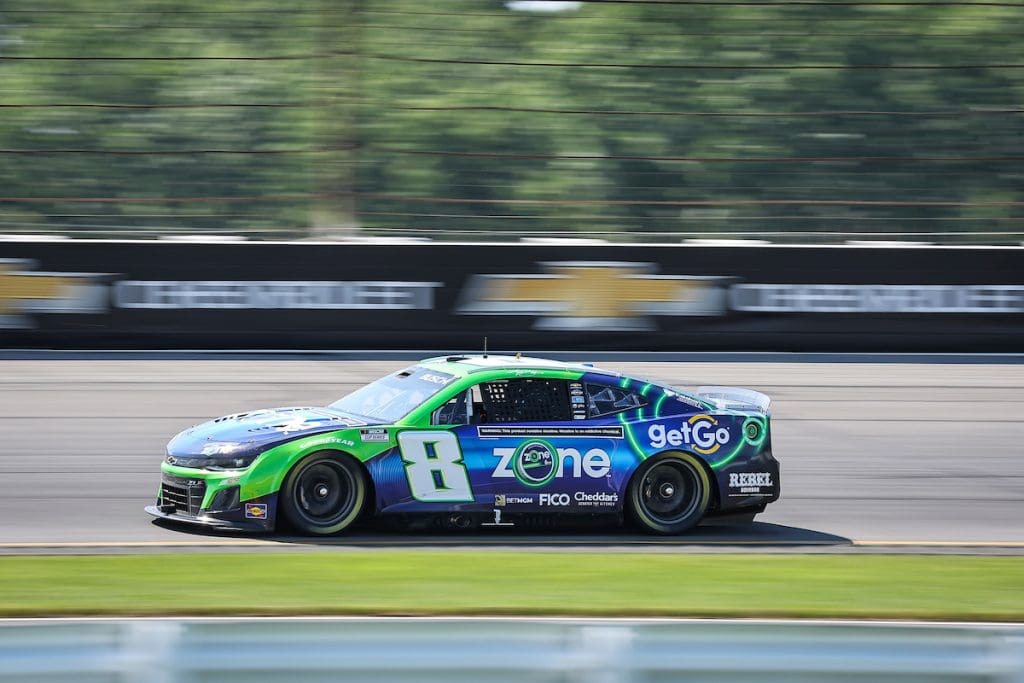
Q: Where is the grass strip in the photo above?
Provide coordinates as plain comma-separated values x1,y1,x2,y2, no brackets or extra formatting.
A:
1,552,1022,620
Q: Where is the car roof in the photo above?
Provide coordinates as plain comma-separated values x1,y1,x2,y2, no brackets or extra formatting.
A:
418,354,623,380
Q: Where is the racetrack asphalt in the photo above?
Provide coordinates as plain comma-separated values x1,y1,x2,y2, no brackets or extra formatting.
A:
1,358,1022,555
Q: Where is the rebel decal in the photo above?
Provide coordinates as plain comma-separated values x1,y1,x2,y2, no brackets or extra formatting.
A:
728,471,774,496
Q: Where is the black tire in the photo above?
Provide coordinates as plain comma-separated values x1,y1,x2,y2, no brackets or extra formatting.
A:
280,452,367,535
628,453,710,535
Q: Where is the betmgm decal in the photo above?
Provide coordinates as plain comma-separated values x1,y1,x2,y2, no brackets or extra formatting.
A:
457,261,732,331
0,259,108,329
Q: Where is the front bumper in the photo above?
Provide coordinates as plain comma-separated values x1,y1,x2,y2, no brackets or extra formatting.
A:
147,470,277,533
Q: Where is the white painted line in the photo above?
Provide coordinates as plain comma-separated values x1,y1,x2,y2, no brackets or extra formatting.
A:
1,538,1023,549
2,616,1022,628
0,540,279,548
853,540,1024,548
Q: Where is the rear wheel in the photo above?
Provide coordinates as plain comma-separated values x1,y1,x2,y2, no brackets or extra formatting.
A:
281,452,367,535
628,453,710,534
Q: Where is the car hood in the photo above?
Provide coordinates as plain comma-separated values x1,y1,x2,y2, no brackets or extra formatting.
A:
166,406,372,457
696,386,771,415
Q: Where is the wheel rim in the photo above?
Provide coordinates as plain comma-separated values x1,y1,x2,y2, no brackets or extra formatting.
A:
292,460,358,526
638,460,701,525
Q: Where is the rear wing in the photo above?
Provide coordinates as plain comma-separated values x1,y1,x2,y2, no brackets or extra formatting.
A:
696,386,771,415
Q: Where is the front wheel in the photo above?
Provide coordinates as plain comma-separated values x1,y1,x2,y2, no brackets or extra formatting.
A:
281,452,367,535
628,453,710,534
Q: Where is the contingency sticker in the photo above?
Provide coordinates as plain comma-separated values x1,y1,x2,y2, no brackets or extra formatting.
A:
360,428,389,443
244,503,268,519
727,472,774,496
569,381,587,420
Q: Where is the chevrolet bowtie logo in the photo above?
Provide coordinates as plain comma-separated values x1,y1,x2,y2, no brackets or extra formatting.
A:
457,261,730,331
0,259,107,328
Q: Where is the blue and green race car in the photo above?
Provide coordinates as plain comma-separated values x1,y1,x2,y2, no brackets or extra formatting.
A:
146,355,779,535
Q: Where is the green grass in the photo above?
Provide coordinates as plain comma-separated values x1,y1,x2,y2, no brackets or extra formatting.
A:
1,552,1023,619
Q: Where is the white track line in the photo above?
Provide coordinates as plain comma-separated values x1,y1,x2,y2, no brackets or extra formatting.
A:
1,539,1023,549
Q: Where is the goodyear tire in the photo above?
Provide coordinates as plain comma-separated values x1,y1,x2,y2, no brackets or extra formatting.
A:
281,452,367,535
628,452,710,535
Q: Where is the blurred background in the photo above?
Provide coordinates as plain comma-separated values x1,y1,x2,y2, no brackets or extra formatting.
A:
1,0,1022,243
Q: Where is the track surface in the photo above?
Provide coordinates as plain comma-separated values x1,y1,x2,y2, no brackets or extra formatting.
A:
1,360,1022,552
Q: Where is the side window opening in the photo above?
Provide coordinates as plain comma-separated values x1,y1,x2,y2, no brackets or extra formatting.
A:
479,379,571,423
586,383,647,418
432,389,470,426
470,384,486,424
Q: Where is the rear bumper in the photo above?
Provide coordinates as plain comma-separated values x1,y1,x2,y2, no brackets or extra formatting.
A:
715,449,781,512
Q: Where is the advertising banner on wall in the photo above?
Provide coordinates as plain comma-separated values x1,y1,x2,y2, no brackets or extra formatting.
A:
0,241,1021,351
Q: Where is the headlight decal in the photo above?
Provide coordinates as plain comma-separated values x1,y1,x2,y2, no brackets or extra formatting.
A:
165,453,259,470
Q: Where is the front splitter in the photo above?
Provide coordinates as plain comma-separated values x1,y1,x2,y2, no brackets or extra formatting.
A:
144,506,273,533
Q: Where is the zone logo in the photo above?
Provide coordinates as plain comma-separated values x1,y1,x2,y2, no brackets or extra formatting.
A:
648,414,731,455
492,446,611,482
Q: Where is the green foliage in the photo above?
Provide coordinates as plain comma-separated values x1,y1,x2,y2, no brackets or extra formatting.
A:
1,0,1021,240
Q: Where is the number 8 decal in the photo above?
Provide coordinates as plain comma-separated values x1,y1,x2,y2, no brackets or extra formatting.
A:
397,431,474,502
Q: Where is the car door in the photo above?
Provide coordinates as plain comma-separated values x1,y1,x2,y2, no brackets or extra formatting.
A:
444,377,626,513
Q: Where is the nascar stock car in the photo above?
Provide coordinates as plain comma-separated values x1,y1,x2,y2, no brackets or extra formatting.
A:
146,355,779,535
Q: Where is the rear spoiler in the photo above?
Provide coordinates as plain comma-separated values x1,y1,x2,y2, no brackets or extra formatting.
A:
696,386,771,415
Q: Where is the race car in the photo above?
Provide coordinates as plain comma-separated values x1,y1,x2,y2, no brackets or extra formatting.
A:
146,355,779,535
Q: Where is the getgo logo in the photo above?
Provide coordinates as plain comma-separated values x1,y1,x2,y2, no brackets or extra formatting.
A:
648,414,731,455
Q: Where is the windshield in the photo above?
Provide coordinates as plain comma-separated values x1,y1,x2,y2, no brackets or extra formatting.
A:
328,366,457,423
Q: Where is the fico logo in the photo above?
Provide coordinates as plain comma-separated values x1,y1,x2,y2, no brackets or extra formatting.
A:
648,414,731,455
539,493,570,506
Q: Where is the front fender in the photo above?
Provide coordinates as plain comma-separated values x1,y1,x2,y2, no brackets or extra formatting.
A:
241,429,390,500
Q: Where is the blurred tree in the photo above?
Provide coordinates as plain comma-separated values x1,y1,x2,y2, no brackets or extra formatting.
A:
0,0,1021,241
